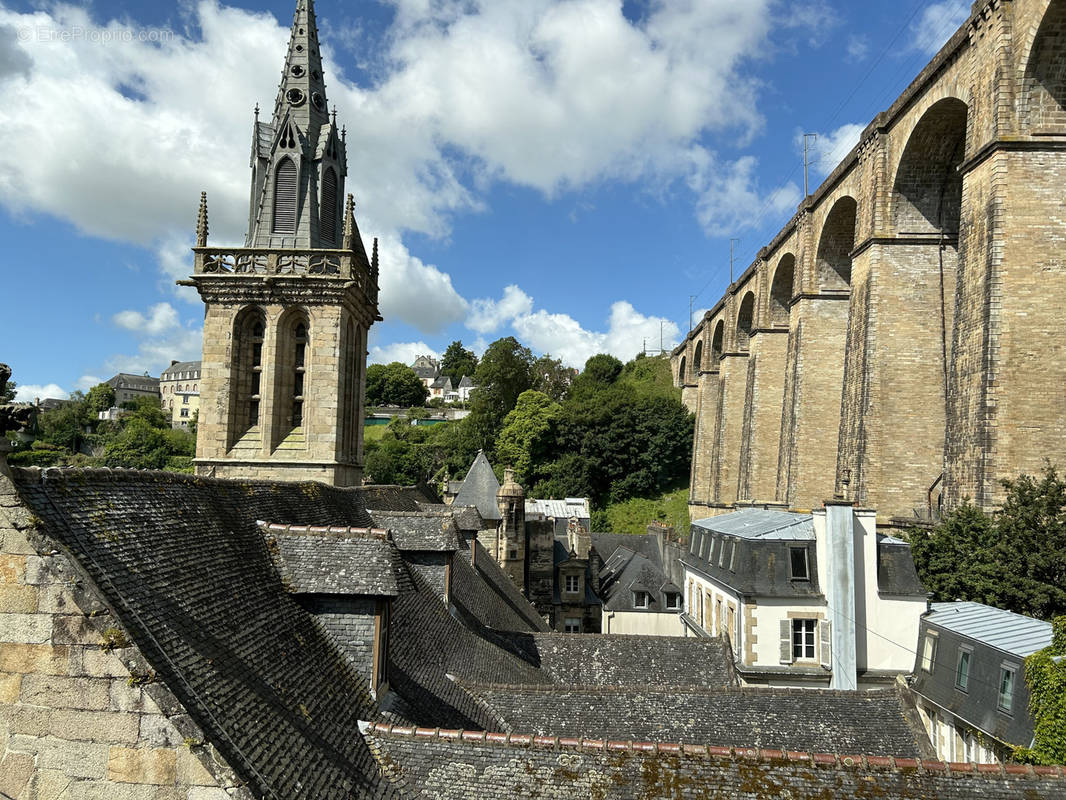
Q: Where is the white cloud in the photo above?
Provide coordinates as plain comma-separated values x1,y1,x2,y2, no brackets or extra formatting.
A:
75,375,104,392
468,286,679,367
376,234,468,333
910,1,969,55
108,303,203,376
846,35,869,62
113,303,180,337
15,384,69,403
368,341,440,366
467,285,534,334
691,155,801,237
800,123,865,180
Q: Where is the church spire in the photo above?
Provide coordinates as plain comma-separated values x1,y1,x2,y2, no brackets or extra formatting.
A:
271,0,330,131
245,0,349,249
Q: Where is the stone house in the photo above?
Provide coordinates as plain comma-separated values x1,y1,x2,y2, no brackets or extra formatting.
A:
159,360,201,430
104,373,159,407
410,355,440,391
910,601,1052,764
680,505,928,688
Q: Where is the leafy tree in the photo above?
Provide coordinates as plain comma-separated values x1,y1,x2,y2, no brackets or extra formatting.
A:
1016,616,1066,765
468,337,534,453
911,465,1066,619
531,354,572,402
85,383,116,413
365,362,429,408
581,353,623,385
1,377,15,404
440,340,478,383
37,392,90,452
103,417,172,470
495,390,561,486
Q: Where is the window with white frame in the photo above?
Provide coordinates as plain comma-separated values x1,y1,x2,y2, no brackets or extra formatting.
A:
792,618,816,660
955,647,972,691
633,590,650,609
565,574,579,594
665,592,681,610
997,665,1016,713
789,547,809,580
921,632,938,672
564,617,581,634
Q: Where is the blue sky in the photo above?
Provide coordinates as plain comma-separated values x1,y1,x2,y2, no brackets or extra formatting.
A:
0,0,971,401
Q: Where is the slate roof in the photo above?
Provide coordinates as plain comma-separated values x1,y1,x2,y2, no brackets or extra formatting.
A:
452,452,502,521
878,537,927,596
598,546,681,613
458,375,475,389
363,723,1066,800
449,540,552,634
261,522,400,596
370,510,461,552
464,686,929,757
489,632,736,688
9,467,396,799
590,531,660,562
160,360,202,379
925,601,1052,657
359,483,439,512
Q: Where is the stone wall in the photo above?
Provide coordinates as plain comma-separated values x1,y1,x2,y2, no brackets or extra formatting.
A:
0,468,246,800
675,0,1066,525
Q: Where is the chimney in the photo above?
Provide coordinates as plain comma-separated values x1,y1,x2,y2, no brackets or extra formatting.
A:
820,499,858,690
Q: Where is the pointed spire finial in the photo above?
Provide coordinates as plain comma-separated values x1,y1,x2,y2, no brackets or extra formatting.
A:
342,193,356,250
341,125,347,142
254,103,260,122
196,192,209,247
372,237,379,274
332,108,337,127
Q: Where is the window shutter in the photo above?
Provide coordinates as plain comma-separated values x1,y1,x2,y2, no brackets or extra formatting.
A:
320,168,337,243
820,620,832,669
273,159,298,234
780,619,793,664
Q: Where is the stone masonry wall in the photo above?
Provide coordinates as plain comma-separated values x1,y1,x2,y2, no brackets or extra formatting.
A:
0,468,247,800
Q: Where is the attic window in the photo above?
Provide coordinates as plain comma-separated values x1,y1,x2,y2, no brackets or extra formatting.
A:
789,547,809,581
665,592,681,610
633,590,649,609
565,574,579,594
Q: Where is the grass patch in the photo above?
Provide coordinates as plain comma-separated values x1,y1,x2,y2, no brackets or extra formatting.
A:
597,487,690,536
363,425,389,442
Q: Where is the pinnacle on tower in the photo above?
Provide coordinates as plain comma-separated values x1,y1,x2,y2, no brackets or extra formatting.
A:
196,192,209,247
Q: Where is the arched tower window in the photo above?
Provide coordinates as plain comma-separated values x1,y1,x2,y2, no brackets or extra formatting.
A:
320,167,338,244
273,158,298,235
291,321,308,429
231,308,266,441
274,310,311,442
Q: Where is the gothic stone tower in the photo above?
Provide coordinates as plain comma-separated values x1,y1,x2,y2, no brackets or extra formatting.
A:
186,0,380,486
496,469,527,592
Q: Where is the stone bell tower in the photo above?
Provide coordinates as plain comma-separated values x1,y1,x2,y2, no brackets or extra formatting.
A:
497,469,526,592
185,0,380,486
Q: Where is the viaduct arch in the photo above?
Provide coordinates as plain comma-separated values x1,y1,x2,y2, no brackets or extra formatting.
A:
675,0,1066,528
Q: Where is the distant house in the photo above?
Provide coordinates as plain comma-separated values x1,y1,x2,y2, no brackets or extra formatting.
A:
428,375,453,400
595,532,684,637
159,360,201,429
410,355,440,390
681,505,927,689
105,372,160,406
456,375,476,402
909,601,1052,764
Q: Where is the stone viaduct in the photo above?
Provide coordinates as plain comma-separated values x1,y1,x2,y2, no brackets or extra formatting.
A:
673,0,1066,529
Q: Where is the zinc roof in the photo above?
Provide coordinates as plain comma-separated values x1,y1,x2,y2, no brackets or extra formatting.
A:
692,508,814,541
926,601,1053,657
525,497,590,519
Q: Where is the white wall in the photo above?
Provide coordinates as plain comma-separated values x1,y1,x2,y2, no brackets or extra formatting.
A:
602,610,684,636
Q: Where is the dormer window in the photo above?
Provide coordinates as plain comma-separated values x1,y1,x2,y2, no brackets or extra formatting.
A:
665,592,681,610
789,547,809,581
565,574,579,594
633,590,649,609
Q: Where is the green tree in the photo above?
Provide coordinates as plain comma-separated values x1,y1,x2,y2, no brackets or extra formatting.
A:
495,390,561,486
1016,616,1066,766
581,353,623,385
37,393,90,452
440,340,478,383
365,362,429,407
468,337,534,453
531,354,572,402
911,465,1066,619
0,377,15,404
85,383,116,413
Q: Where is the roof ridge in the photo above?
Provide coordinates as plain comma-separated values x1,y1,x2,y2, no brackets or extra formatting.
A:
457,682,901,698
258,520,389,539
359,722,1066,777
